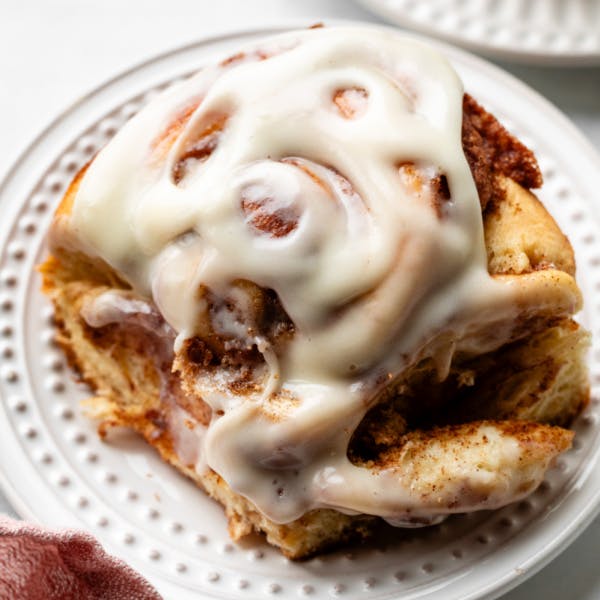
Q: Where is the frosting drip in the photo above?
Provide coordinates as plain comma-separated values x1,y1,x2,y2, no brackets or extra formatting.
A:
63,27,550,523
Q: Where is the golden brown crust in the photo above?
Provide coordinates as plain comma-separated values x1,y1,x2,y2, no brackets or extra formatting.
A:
485,176,576,276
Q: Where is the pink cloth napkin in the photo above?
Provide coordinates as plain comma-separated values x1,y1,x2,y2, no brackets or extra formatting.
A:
0,515,161,599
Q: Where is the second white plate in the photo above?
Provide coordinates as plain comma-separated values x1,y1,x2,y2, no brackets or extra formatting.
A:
355,0,600,66
0,24,600,600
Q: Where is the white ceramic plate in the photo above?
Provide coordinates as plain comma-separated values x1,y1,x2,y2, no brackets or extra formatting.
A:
1,25,600,600
355,0,600,66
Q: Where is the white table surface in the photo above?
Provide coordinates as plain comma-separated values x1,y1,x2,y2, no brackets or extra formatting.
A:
1,1,598,598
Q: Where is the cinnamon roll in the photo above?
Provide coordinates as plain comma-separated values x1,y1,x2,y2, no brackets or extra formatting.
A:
40,26,589,558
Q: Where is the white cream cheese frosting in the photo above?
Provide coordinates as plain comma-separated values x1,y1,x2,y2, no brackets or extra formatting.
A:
62,26,579,524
